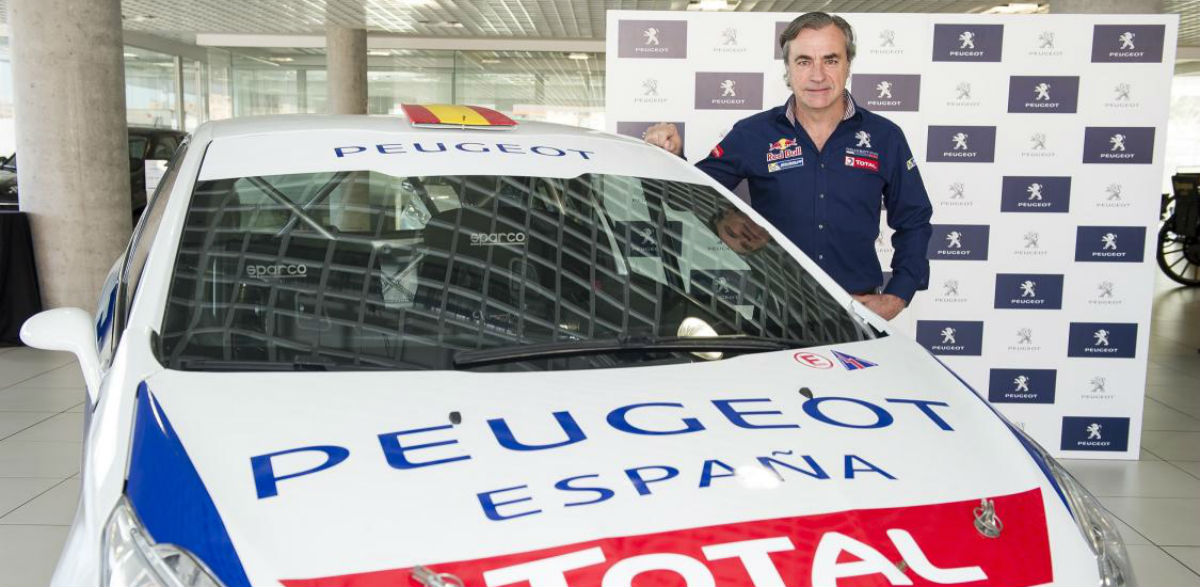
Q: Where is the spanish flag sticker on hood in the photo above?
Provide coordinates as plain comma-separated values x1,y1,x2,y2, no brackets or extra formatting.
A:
401,103,517,130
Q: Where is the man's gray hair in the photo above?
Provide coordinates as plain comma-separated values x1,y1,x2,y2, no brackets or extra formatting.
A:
778,12,856,63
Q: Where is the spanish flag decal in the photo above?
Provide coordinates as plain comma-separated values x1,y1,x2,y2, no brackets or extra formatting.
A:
401,104,517,130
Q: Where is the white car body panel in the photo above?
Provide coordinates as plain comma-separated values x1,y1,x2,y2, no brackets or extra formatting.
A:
46,115,1100,587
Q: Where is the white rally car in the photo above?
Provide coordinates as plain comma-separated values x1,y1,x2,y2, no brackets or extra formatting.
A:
23,105,1132,587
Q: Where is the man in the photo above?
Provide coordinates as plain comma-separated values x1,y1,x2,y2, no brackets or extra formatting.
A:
711,206,770,255
644,12,932,320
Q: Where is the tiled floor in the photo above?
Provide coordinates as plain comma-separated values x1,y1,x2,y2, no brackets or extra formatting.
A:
0,277,1197,586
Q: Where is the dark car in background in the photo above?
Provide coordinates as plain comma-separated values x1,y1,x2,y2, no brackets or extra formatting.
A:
0,126,187,219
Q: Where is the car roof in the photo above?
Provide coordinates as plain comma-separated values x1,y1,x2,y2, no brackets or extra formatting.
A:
198,114,643,147
190,113,691,183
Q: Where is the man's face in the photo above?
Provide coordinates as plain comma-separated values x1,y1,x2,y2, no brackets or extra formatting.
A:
784,24,851,114
716,209,770,254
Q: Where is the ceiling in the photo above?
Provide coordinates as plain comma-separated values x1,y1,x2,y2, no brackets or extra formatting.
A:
3,0,1198,47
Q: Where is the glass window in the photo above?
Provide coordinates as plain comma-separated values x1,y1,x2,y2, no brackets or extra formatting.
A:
125,46,179,129
456,51,605,130
233,61,300,117
302,69,327,114
159,170,868,372
182,58,207,131
367,50,455,114
207,48,234,121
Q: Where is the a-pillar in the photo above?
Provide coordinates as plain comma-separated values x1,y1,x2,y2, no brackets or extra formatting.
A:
1050,0,1164,13
9,0,131,310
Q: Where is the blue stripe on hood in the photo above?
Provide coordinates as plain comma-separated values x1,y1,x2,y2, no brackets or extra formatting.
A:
127,382,251,587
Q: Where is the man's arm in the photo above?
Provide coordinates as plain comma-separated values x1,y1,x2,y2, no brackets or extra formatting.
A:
642,123,683,157
880,132,933,305
643,122,747,192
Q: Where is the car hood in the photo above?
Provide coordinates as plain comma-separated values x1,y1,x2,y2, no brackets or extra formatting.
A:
132,335,1097,587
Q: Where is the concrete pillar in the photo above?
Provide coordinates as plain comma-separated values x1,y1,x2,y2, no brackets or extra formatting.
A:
325,14,369,231
1050,0,1163,13
9,0,131,310
326,25,367,115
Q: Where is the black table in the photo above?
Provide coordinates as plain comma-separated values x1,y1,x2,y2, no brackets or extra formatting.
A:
0,211,42,344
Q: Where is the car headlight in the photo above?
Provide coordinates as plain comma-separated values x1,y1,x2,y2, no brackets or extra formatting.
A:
1015,426,1136,587
101,497,225,587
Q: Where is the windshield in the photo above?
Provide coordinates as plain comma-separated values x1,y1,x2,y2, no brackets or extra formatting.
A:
158,171,871,371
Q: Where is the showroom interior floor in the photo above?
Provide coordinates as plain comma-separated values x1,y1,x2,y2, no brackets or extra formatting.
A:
0,276,1197,586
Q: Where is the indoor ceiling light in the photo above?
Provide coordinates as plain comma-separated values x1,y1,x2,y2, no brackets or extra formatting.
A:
367,50,391,57
123,53,137,58
567,52,590,60
687,0,738,11
417,19,464,28
480,58,502,64
268,56,294,62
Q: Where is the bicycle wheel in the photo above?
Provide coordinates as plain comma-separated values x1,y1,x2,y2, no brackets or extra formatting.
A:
1157,222,1200,286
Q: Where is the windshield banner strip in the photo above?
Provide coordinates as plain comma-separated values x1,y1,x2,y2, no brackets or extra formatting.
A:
281,488,1050,587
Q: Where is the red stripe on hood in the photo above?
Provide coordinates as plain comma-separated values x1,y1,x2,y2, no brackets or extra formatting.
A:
281,488,1051,587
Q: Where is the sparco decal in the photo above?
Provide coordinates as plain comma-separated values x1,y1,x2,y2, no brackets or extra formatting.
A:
246,264,308,278
281,489,1052,587
471,232,527,246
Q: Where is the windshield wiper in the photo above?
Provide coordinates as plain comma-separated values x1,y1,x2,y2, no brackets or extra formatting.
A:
172,359,388,371
453,335,815,368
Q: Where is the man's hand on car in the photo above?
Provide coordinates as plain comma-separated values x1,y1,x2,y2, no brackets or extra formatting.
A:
852,293,906,321
643,123,684,157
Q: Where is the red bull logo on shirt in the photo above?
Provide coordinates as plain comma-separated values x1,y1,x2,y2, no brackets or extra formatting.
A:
766,138,802,162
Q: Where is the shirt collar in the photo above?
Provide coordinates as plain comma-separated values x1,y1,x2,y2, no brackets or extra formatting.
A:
782,90,858,126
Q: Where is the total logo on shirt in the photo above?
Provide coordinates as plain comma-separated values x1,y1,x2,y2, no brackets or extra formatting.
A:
843,132,880,171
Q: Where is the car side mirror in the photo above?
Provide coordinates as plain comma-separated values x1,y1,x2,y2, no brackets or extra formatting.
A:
20,307,102,403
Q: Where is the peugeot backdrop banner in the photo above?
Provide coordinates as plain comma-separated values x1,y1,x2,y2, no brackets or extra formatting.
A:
606,12,1178,460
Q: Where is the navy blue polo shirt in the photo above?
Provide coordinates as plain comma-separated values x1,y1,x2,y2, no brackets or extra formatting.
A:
696,95,932,303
